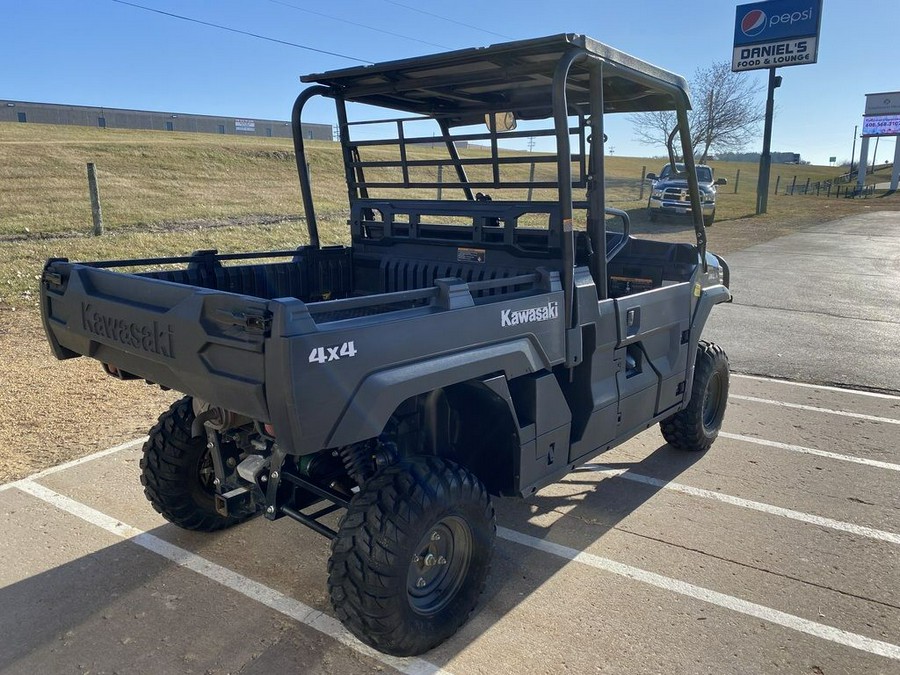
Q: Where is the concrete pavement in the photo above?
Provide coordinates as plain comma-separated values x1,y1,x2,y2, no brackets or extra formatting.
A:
1,374,898,674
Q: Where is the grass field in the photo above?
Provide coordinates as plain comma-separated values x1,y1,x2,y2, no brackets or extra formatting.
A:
2,120,897,310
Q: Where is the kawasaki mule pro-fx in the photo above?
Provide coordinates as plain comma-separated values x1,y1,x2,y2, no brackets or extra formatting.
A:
41,35,731,655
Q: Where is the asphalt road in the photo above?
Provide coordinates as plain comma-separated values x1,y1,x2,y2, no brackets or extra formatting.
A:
705,211,900,393
1,212,898,674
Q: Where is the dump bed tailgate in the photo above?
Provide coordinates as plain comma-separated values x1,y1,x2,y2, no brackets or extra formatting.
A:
42,260,272,422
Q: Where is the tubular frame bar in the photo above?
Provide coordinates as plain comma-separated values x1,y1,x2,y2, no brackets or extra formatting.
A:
291,85,332,249
552,47,586,341
587,61,608,300
675,105,707,270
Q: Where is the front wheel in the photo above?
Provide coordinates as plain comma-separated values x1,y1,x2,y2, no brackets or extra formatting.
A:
660,341,729,452
328,456,495,656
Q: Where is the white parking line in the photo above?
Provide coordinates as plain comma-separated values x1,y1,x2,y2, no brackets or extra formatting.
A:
17,479,900,665
14,480,449,675
730,395,900,425
732,374,900,401
577,465,900,545
720,432,900,472
0,437,149,494
497,527,900,661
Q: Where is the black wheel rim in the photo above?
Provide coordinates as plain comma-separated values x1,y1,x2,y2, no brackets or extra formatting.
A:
702,371,725,430
406,515,473,616
196,448,216,495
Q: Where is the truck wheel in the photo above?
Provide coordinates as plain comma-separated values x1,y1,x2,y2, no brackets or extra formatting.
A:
328,456,495,656
140,397,246,532
706,210,716,226
660,341,729,452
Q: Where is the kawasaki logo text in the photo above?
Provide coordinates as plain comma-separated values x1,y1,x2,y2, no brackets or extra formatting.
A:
501,301,559,327
81,303,175,358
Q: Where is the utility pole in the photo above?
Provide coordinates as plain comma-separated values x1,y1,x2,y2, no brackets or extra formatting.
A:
756,68,781,214
849,125,858,175
527,136,535,152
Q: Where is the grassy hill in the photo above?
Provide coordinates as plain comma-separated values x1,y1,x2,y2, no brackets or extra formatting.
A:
1,121,896,308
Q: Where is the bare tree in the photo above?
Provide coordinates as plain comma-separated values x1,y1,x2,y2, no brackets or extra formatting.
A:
629,61,764,163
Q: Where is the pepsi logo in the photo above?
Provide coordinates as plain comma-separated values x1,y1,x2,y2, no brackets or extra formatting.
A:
741,9,767,36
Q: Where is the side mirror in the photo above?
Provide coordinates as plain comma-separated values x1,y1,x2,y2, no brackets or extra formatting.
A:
645,172,658,181
714,177,728,186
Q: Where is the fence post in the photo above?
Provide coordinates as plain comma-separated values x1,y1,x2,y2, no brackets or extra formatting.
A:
437,164,443,200
734,168,740,194
790,175,797,195
827,182,831,197
638,165,646,200
527,161,536,201
837,185,842,198
774,175,780,195
86,162,103,235
804,177,810,194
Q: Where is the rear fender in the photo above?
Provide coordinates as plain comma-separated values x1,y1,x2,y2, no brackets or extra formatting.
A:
325,338,545,449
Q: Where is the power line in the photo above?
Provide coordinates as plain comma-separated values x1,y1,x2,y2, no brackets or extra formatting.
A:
267,0,451,51
381,0,514,40
110,0,372,64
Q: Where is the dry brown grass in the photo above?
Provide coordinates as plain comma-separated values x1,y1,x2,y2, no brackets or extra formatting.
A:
2,121,898,312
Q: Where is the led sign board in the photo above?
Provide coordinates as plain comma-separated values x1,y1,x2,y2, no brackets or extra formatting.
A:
862,115,900,137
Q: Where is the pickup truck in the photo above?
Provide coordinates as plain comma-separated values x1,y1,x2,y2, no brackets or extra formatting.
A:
41,34,731,657
646,163,727,224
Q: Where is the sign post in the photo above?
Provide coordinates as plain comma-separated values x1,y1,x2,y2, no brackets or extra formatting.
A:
732,0,823,214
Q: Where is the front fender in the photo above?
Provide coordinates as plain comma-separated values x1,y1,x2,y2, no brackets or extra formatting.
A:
325,338,546,448
691,284,731,336
683,284,731,401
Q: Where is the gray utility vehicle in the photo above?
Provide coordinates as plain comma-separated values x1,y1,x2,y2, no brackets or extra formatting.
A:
41,35,731,656
646,163,727,224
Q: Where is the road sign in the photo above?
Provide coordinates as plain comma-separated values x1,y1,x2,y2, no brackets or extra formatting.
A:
733,0,823,72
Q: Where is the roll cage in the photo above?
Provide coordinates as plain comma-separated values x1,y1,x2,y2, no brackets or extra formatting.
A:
290,33,706,346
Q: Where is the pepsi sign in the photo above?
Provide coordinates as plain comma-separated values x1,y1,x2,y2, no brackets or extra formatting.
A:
732,0,822,72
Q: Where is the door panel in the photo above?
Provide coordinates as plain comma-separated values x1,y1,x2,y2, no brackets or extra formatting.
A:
614,283,691,427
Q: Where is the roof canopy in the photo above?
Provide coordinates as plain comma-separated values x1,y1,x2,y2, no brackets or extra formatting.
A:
302,34,691,125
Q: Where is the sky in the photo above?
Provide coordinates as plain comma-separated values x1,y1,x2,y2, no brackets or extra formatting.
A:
1,0,897,166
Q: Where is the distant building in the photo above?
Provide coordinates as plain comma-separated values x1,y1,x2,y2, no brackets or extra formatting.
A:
0,99,332,141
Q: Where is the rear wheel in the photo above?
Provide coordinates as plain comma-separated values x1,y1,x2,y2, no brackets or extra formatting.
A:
660,341,729,452
328,456,495,656
140,397,248,531
705,210,716,226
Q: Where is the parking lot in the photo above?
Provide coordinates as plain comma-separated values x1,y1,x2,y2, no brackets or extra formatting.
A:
1,375,897,674
1,212,898,674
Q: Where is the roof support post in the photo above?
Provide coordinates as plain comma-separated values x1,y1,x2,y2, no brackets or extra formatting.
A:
587,61,607,300
552,48,586,362
674,105,707,270
291,85,331,248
